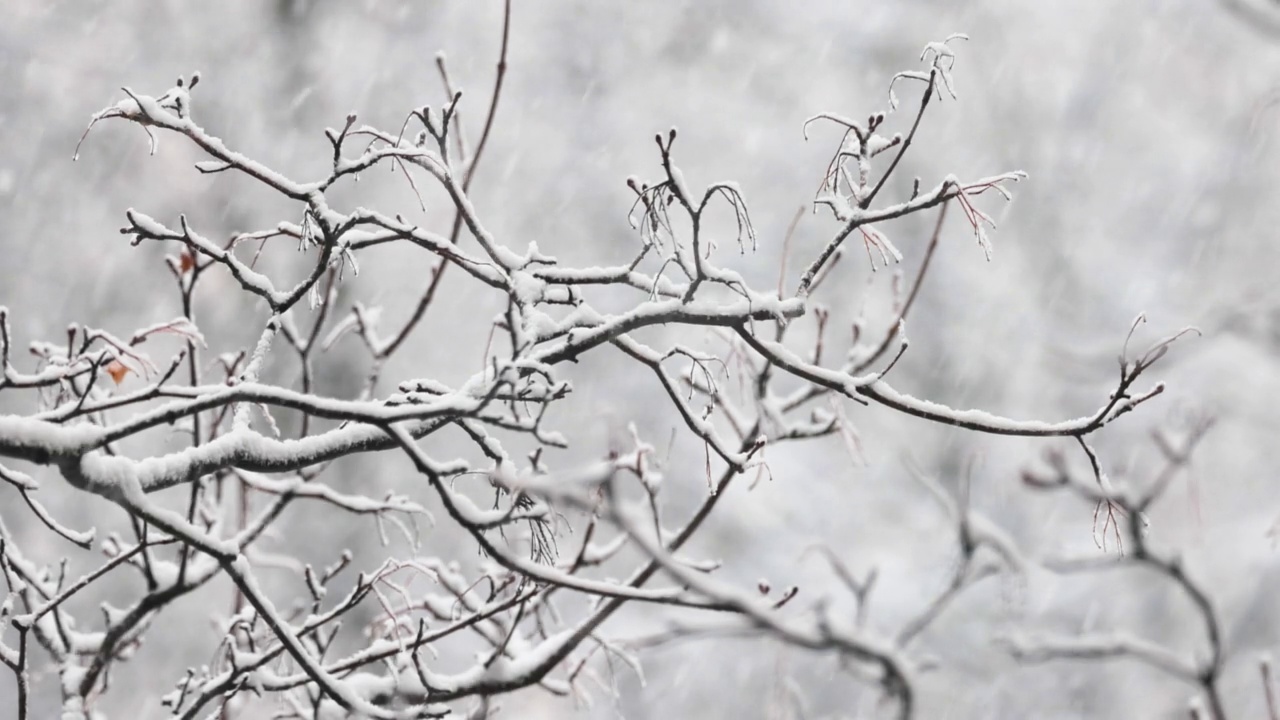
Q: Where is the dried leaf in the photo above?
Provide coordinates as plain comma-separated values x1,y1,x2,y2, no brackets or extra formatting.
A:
105,359,132,385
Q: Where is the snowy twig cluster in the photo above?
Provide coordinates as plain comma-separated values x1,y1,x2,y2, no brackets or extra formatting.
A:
0,16,1201,720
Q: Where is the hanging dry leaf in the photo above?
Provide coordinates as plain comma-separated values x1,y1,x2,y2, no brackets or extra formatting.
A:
105,359,132,385
179,250,195,274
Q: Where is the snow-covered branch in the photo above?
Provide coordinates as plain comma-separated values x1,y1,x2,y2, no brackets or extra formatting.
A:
0,27,1197,719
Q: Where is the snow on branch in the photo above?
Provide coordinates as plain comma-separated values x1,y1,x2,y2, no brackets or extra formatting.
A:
0,26,1197,718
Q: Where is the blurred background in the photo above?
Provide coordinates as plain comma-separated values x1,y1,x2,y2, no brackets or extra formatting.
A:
1,1,1279,718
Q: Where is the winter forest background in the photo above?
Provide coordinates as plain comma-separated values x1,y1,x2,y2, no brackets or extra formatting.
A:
2,1,1280,718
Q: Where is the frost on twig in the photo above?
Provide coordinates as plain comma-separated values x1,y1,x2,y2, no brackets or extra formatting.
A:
797,35,1024,295
74,73,200,160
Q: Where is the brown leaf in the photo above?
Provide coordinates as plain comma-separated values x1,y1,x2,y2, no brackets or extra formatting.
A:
105,359,131,385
